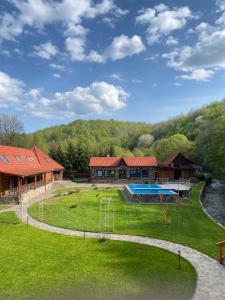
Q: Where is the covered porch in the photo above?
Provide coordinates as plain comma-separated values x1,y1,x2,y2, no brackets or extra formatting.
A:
0,170,63,204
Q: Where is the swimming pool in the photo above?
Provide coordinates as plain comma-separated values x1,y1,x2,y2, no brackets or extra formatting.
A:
127,184,177,195
123,184,177,203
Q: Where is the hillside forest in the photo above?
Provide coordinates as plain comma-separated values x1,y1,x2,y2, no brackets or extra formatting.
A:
1,100,225,180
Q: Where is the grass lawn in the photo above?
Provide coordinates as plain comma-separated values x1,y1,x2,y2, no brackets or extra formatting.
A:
29,183,225,258
0,204,12,211
0,212,196,300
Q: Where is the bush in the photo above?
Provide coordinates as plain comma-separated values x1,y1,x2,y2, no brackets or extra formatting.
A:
195,173,206,181
69,204,78,208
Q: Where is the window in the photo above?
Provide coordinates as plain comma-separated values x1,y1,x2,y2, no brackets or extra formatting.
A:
96,170,103,177
44,157,51,162
0,154,10,163
142,169,149,177
15,155,24,163
104,169,115,177
27,156,35,162
129,169,141,178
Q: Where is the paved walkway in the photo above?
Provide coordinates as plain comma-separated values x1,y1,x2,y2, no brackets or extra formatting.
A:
7,186,225,300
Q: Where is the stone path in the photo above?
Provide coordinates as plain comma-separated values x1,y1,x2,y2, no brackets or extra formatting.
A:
5,186,225,300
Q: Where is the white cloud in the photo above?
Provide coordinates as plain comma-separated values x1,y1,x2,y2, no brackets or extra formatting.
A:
111,73,124,81
1,50,11,56
87,50,105,63
103,7,129,28
64,24,88,37
144,54,159,62
217,0,225,11
34,42,58,59
28,88,43,99
26,81,129,119
49,63,65,71
65,34,145,63
0,13,23,41
104,35,145,60
132,79,143,84
53,73,61,78
161,3,225,82
14,48,23,55
65,37,86,61
163,29,225,71
136,4,193,44
179,69,214,81
0,0,114,41
166,36,178,46
0,71,24,107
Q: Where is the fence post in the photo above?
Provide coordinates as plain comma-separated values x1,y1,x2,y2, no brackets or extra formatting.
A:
178,250,181,269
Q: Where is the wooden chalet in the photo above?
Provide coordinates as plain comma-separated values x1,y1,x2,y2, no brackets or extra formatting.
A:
89,156,157,182
157,152,201,180
0,145,63,204
89,153,201,182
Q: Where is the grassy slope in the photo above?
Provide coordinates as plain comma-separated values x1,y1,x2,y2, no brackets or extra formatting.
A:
0,212,196,300
29,183,225,258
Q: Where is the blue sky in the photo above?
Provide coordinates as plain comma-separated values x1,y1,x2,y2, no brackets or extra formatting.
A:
0,0,225,132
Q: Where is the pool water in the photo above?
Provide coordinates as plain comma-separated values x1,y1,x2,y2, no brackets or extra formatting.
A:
127,184,176,195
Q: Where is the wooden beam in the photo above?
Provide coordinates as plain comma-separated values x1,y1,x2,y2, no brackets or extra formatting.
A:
0,173,2,197
44,173,47,192
34,175,37,190
18,177,22,204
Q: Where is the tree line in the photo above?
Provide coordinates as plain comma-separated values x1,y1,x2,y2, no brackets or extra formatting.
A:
0,99,224,179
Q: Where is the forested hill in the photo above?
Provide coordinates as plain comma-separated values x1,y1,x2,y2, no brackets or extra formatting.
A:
13,100,225,179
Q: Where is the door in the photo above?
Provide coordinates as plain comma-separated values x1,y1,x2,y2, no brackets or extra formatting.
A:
174,168,181,180
119,169,127,179
9,176,17,192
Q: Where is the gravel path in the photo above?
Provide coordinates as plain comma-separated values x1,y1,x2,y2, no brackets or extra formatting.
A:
4,185,225,300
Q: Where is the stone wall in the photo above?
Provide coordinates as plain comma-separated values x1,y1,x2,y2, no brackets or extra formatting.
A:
21,183,53,203
122,186,177,204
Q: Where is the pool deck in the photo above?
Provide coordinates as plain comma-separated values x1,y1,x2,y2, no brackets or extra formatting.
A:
159,183,191,191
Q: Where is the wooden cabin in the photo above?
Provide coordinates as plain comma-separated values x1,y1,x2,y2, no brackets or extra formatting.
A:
157,152,201,180
89,156,157,182
0,145,63,204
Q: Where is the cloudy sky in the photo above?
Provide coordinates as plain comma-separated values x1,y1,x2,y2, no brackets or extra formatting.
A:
0,0,225,132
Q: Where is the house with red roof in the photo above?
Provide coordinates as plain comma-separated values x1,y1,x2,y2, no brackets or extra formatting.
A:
89,153,201,182
0,145,63,204
89,156,158,182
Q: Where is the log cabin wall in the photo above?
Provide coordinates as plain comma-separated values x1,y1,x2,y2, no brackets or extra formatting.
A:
45,172,53,182
156,168,174,180
0,174,9,195
181,169,195,179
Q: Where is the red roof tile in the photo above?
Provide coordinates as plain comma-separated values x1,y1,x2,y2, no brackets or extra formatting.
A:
123,157,157,167
0,145,63,177
89,157,120,167
89,156,157,167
